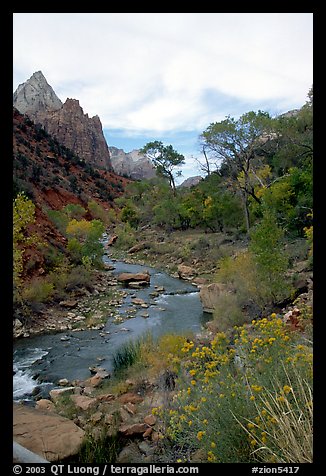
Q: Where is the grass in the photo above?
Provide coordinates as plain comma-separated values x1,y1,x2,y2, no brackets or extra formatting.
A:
235,367,313,463
112,338,143,373
66,432,122,463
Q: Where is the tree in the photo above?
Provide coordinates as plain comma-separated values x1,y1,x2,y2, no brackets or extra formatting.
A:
249,209,290,303
200,111,274,233
13,193,36,289
66,218,105,266
140,141,185,196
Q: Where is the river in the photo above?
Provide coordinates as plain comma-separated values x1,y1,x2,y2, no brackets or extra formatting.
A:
13,252,208,402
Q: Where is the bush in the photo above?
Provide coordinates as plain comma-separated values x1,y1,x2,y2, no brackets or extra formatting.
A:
47,209,69,235
156,313,312,463
216,213,292,312
212,292,247,331
249,211,291,303
22,277,54,304
114,223,137,250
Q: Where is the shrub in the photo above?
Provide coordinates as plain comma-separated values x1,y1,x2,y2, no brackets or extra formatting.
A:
249,211,291,303
47,209,69,235
212,292,247,331
63,203,87,220
22,277,54,304
114,222,137,250
156,313,312,463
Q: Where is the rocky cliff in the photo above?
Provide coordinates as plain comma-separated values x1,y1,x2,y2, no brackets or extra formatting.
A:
13,71,63,121
178,176,203,188
13,71,112,170
109,146,156,180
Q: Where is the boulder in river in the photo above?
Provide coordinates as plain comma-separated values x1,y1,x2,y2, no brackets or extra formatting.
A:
177,264,196,280
117,272,150,285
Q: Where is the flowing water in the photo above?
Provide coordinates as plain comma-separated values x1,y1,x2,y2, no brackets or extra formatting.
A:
13,254,208,402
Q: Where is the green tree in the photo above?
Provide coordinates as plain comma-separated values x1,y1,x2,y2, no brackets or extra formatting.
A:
13,193,36,289
249,210,290,303
201,111,274,233
63,203,87,220
271,87,313,176
140,141,185,196
66,218,105,266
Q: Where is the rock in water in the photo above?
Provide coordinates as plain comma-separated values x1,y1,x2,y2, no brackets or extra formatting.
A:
117,272,150,285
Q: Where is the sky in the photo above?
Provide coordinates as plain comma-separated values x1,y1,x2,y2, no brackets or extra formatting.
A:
13,13,313,183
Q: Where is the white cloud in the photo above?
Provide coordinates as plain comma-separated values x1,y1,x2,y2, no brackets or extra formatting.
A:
13,12,313,135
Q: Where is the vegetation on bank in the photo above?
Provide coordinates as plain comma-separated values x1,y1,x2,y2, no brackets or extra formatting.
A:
13,88,313,463
61,306,311,463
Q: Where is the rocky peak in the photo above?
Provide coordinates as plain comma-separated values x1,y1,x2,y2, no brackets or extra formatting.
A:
178,176,203,188
109,146,156,180
42,99,112,170
13,71,62,120
13,72,112,170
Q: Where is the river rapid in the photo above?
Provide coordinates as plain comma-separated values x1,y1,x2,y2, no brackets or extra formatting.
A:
13,251,208,402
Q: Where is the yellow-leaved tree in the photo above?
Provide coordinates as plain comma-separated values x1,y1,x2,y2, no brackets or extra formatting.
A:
13,193,36,292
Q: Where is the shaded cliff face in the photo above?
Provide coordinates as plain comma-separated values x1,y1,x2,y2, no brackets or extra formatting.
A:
13,71,112,171
109,146,156,180
13,106,129,280
42,98,112,170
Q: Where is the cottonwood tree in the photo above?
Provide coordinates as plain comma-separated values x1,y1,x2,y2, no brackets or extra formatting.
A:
140,141,185,196
200,111,274,233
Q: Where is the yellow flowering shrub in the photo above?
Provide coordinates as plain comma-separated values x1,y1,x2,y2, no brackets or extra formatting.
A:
159,311,312,463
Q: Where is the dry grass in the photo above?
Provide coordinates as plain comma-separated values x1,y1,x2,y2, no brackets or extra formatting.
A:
235,367,313,463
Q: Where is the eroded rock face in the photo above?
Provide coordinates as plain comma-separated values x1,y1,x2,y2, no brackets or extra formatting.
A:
13,71,62,120
13,71,112,170
42,99,112,170
13,403,85,461
109,147,156,180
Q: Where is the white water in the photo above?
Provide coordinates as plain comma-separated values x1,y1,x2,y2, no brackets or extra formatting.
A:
13,348,50,400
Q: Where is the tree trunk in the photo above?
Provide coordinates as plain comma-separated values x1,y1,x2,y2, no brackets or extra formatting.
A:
170,173,177,196
241,192,250,234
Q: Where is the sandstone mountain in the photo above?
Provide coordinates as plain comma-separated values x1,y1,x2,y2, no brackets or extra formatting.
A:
13,71,63,120
13,71,112,170
13,107,129,280
109,146,156,180
178,175,203,188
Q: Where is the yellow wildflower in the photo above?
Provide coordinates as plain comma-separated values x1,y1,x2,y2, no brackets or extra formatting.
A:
211,441,216,448
197,431,205,441
283,385,292,394
207,451,216,462
251,385,263,392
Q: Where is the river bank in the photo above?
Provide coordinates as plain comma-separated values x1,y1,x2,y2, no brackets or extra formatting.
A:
13,251,210,463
